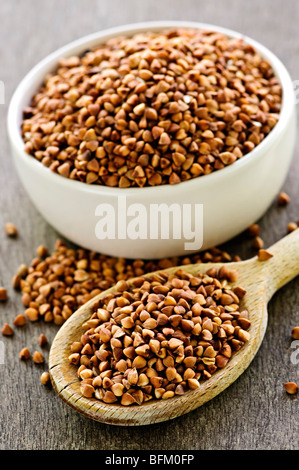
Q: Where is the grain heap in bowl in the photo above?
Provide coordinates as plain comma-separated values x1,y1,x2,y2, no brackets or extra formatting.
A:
69,266,250,405
22,28,282,187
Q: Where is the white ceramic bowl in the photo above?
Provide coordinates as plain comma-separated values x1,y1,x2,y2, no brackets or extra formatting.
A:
7,21,296,259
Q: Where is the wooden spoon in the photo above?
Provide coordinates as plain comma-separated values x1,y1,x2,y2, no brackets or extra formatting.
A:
49,229,299,426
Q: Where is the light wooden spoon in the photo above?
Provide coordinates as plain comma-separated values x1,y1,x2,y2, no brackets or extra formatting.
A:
49,229,299,426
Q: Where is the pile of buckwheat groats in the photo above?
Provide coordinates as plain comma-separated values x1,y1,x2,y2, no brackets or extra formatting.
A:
70,266,250,405
21,28,282,188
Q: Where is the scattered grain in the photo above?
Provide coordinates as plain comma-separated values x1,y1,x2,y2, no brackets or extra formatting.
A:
19,347,30,360
287,222,297,233
40,372,51,386
1,323,13,336
284,382,298,395
253,236,264,249
5,222,18,237
291,326,299,340
257,249,273,261
32,351,45,364
247,224,260,237
0,287,7,302
13,314,27,326
38,333,48,347
278,192,290,206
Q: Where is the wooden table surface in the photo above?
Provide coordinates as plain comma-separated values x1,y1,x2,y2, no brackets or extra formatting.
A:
1,0,298,451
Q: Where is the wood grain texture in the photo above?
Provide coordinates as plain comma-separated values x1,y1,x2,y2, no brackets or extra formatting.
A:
1,0,299,449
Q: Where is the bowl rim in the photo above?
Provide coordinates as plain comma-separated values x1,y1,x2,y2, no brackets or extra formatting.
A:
7,20,295,197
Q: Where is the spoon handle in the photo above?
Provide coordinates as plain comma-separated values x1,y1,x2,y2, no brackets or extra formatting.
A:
262,228,299,300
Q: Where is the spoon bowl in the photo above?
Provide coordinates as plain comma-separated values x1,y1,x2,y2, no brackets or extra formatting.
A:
49,229,299,425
